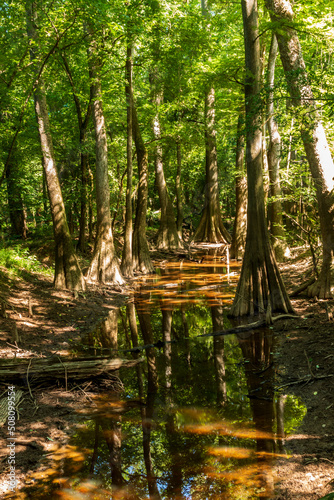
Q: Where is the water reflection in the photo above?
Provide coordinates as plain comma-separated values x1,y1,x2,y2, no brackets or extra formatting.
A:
14,251,307,499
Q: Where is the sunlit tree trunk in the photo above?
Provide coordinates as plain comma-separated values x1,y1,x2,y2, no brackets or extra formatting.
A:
230,111,247,259
59,52,91,254
266,33,288,262
132,104,155,274
265,0,334,298
152,87,183,250
121,44,134,277
86,34,123,285
193,88,231,244
193,0,231,245
230,0,293,317
26,1,85,291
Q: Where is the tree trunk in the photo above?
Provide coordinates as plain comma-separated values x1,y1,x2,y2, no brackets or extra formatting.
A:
193,88,231,244
132,104,155,274
152,89,183,250
265,0,334,298
230,0,293,317
26,2,85,291
230,111,247,259
121,44,134,277
77,147,89,253
86,35,123,285
60,52,91,254
176,140,184,241
6,158,27,239
266,33,288,262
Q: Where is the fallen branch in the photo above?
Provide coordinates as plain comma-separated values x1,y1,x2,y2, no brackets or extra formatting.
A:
277,374,334,389
197,313,299,338
0,356,143,382
290,277,316,297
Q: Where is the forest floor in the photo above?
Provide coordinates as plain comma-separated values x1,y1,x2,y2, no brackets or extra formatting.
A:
0,247,333,499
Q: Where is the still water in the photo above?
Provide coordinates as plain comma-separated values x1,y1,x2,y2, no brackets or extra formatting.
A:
20,249,306,499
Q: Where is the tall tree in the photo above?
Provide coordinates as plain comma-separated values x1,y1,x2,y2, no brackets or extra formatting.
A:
230,110,247,260
193,0,231,245
26,0,85,291
266,33,288,262
175,140,184,241
86,31,123,285
151,76,183,250
192,88,231,245
265,0,334,298
59,51,91,253
121,43,134,277
132,103,155,274
230,0,293,316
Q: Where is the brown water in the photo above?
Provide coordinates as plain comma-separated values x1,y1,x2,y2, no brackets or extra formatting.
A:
19,250,306,499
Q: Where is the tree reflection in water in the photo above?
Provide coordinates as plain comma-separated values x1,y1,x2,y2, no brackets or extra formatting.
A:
16,251,306,500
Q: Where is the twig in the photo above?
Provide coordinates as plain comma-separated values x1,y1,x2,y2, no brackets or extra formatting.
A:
304,350,315,378
57,356,68,391
26,359,34,400
277,374,334,389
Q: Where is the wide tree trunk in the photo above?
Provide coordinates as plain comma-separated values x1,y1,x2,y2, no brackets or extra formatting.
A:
266,33,288,262
86,36,123,285
230,111,247,260
265,0,334,298
152,90,183,250
121,44,134,277
132,104,155,274
230,0,293,317
26,2,85,291
193,88,231,244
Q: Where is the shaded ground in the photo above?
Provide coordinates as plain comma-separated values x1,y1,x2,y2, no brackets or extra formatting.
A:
0,249,333,499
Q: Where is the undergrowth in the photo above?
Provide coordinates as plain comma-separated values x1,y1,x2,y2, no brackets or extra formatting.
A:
0,243,53,278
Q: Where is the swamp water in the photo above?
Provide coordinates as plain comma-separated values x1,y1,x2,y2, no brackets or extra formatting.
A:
19,250,306,499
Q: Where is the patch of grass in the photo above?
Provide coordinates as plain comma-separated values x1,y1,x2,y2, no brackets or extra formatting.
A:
0,244,53,278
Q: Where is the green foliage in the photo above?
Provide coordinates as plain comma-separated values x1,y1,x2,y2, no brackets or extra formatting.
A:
0,243,53,278
283,394,307,435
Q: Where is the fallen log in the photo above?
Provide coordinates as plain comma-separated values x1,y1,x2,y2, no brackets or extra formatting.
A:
290,277,316,297
0,356,144,382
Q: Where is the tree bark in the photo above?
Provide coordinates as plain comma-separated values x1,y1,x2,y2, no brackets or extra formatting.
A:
230,111,247,260
132,104,155,274
121,44,134,277
266,33,288,262
176,140,184,241
60,52,91,254
152,88,183,250
26,1,85,291
86,34,123,285
230,0,293,317
265,0,334,298
193,88,231,244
